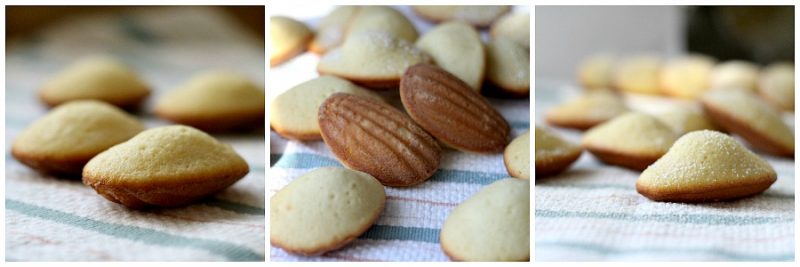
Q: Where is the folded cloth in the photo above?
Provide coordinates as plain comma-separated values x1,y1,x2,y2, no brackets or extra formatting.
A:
534,80,794,261
5,7,265,261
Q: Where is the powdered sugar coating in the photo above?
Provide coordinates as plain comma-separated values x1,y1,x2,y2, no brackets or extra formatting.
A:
535,126,580,164
582,112,677,155
318,31,430,80
702,89,794,151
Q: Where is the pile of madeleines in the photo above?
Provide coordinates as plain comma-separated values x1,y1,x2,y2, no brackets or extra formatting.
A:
11,55,265,209
270,6,530,261
537,53,794,203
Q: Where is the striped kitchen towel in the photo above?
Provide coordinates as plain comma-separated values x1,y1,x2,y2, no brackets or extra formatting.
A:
5,7,265,261
534,80,794,261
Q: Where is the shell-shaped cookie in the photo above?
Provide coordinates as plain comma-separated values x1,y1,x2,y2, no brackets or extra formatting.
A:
82,125,249,209
271,167,385,256
270,16,312,66
486,38,530,96
400,64,510,153
318,93,441,187
412,6,511,27
40,56,150,109
653,108,718,135
309,6,360,54
12,100,144,176
309,6,418,55
710,60,759,91
317,31,431,89
701,89,793,157
577,54,616,90
758,62,794,111
535,126,582,178
490,12,529,48
637,130,777,202
659,54,716,99
582,112,677,171
440,178,529,261
545,91,629,130
504,130,530,179
613,55,662,95
416,21,485,90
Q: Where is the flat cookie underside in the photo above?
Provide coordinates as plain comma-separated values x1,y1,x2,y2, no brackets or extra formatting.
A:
702,102,793,157
585,145,663,171
535,150,582,178
636,174,777,202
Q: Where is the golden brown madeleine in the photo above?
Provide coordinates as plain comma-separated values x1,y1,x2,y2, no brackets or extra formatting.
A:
12,100,144,176
309,6,359,54
582,112,677,171
485,38,530,96
710,60,759,91
318,93,441,187
415,21,485,91
504,130,530,179
659,54,715,99
40,56,150,109
309,6,418,55
490,12,529,48
535,126,582,178
270,16,313,66
545,91,628,130
400,64,510,153
701,89,793,157
577,54,616,90
82,125,249,209
637,130,776,202
613,55,662,95
758,62,794,111
412,6,511,27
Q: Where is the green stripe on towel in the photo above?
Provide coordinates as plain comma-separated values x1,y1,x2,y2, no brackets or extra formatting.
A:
6,199,263,261
360,225,440,243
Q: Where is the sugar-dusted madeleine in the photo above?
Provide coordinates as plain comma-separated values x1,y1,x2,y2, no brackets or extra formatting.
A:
577,54,615,90
309,6,418,55
545,91,629,130
154,72,265,132
653,108,718,136
701,89,793,157
270,16,312,66
12,100,144,176
318,93,441,187
710,60,759,91
535,126,582,178
504,130,530,179
613,55,662,95
490,12,529,48
317,31,431,89
758,62,794,111
486,38,530,96
40,56,150,109
82,125,249,209
659,54,715,99
271,167,385,256
412,6,511,27
582,112,677,171
440,178,529,261
400,64,509,153
270,76,382,140
416,21,485,90
637,130,777,202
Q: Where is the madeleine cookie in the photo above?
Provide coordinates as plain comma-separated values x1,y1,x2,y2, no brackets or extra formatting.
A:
12,100,143,176
440,178,529,261
490,12,529,48
82,125,249,209
613,55,662,95
701,89,793,157
318,32,431,89
412,6,510,27
309,6,418,55
486,38,530,96
535,126,582,178
659,55,715,99
154,72,264,132
710,60,759,91
654,108,718,135
319,93,441,187
270,76,382,140
582,113,677,171
577,54,616,90
637,130,777,202
545,91,629,130
40,56,150,109
758,63,794,111
271,167,385,256
400,64,509,153
504,131,530,179
416,21,485,90
270,16,313,66
309,6,359,54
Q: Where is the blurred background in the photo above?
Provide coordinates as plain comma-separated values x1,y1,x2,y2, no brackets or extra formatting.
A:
536,6,794,81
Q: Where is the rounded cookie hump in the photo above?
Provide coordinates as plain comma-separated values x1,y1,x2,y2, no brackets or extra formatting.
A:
440,178,529,261
12,100,144,176
82,125,249,209
504,130,530,179
412,6,511,27
270,16,313,66
582,112,677,171
535,126,582,178
271,167,385,256
40,55,150,109
318,93,441,187
400,64,509,153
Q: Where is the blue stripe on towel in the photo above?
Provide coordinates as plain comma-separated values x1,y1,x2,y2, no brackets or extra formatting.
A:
536,209,793,225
